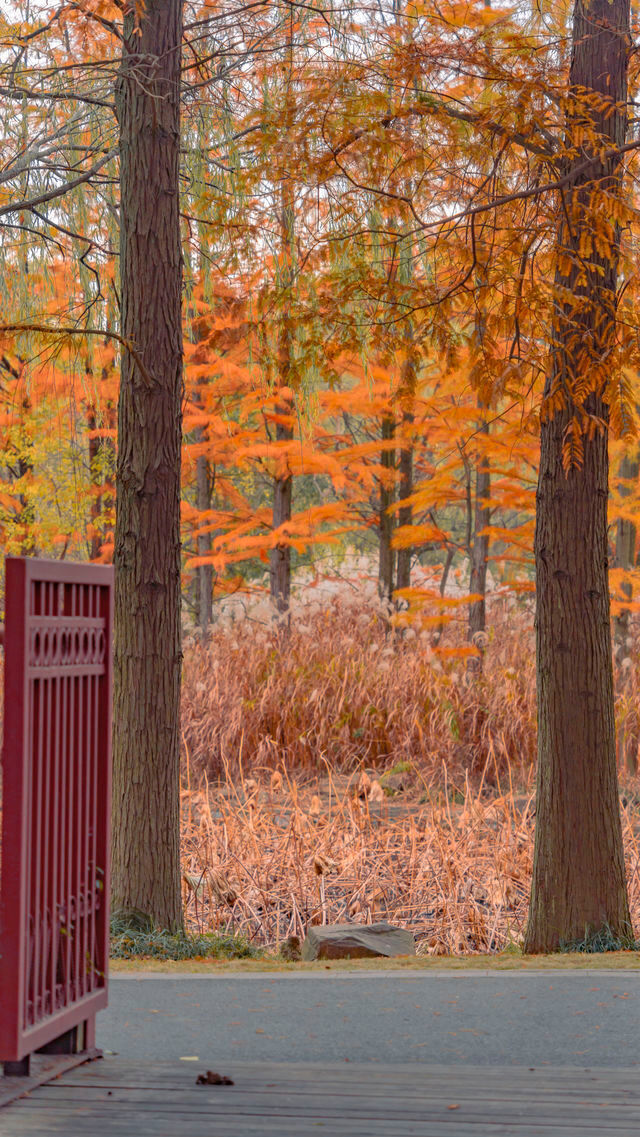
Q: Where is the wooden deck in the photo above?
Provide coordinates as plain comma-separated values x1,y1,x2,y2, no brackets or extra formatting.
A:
2,1058,639,1135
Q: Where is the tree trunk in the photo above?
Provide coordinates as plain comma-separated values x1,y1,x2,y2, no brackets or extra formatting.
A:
196,445,213,637
269,178,295,618
467,415,490,673
614,450,639,774
8,388,36,556
269,401,293,617
111,0,184,932
396,350,415,595
613,451,638,665
87,406,103,561
525,0,632,952
268,10,297,623
16,454,34,556
378,412,395,606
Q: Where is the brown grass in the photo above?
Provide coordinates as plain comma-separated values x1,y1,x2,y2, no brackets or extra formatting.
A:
179,765,640,955
179,597,640,955
181,595,537,785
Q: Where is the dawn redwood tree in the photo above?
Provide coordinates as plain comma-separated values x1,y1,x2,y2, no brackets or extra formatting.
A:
269,182,295,619
525,0,633,951
111,0,184,931
269,12,296,619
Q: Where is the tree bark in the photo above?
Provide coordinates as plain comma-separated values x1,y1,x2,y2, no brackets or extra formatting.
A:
111,0,184,932
525,0,632,952
467,415,490,673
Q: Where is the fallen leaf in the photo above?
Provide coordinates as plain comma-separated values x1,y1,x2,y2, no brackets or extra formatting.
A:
196,1070,234,1086
313,853,339,875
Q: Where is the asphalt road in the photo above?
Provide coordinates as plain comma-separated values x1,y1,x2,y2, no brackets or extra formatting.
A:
97,970,640,1067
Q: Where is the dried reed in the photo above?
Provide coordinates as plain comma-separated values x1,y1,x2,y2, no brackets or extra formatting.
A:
179,764,640,954
181,595,537,785
179,594,640,954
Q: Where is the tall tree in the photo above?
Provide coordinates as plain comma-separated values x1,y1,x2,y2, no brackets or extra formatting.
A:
269,188,295,618
111,0,184,931
269,12,296,619
525,0,633,951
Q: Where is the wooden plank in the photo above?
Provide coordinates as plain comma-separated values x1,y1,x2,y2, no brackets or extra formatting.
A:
3,1110,638,1137
3,1060,640,1137
56,1059,635,1085
0,1049,101,1108
55,1062,637,1099
8,1096,640,1128
14,1097,640,1129
34,1083,638,1107
25,1082,640,1118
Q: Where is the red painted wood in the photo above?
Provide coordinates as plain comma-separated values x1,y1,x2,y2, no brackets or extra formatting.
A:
0,558,113,1063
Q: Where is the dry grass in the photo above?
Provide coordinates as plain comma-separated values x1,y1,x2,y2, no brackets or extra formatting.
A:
179,593,640,956
181,594,537,785
179,765,640,956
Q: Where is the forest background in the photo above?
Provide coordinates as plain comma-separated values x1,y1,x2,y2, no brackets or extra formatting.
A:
2,0,640,959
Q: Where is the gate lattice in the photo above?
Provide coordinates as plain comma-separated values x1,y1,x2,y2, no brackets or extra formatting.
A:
0,558,113,1073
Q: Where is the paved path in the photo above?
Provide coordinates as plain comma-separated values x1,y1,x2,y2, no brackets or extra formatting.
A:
98,970,640,1066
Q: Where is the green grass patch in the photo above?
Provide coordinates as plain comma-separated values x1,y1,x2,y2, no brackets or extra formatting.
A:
558,923,640,954
110,917,263,962
384,760,413,776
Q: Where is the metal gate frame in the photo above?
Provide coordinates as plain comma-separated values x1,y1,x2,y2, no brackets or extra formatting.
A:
0,558,113,1074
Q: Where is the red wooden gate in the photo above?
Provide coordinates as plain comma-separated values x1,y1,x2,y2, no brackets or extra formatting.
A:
0,558,113,1074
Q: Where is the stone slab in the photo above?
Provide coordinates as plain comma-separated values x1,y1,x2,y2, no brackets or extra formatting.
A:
301,922,416,960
